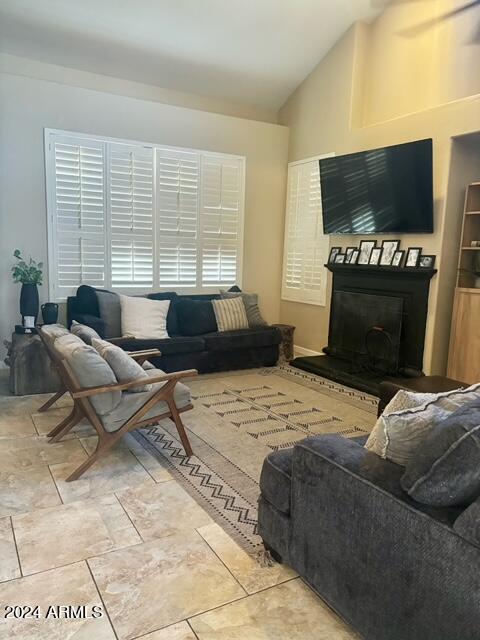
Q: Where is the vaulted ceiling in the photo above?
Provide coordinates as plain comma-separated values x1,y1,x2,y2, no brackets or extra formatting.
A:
0,0,382,112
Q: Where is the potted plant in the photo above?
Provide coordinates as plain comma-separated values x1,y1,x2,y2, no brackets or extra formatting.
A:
11,249,43,325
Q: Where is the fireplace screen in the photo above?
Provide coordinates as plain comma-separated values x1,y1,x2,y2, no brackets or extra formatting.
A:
329,291,404,374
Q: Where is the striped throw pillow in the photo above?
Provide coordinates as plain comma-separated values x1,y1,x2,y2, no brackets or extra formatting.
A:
212,297,249,332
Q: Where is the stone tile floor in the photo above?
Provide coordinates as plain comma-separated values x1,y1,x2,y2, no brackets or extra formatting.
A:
0,376,358,640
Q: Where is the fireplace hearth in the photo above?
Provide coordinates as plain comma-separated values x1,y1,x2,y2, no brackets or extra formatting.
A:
292,263,437,395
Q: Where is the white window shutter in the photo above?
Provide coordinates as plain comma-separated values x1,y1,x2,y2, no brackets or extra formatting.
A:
108,143,154,288
156,148,199,288
200,154,244,288
49,136,106,298
281,158,331,306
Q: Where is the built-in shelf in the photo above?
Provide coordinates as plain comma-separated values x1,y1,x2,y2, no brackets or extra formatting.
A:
466,211,480,215
457,287,480,294
461,247,480,251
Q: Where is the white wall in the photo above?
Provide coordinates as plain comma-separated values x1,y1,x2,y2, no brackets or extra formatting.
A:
0,67,289,357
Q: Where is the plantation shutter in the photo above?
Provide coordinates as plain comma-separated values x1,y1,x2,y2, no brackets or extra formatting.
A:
281,157,331,306
200,154,244,288
108,143,154,288
49,136,106,298
156,148,199,289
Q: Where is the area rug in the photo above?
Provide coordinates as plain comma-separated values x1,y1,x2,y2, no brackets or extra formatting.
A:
132,365,377,554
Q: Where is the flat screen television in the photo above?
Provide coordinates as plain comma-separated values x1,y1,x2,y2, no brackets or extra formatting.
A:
320,139,433,234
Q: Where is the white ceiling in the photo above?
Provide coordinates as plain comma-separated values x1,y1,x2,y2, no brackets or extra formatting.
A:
0,0,383,111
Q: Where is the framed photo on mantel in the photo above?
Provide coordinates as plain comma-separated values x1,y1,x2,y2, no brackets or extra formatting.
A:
358,240,377,265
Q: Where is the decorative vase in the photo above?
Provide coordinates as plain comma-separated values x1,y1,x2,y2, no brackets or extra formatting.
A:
41,302,58,325
20,283,39,324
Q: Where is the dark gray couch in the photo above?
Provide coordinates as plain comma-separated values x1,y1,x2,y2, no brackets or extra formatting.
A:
258,433,480,640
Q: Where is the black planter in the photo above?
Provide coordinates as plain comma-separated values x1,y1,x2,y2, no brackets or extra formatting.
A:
20,283,39,323
41,302,58,325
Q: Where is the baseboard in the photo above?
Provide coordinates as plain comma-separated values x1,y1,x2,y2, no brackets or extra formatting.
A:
294,345,321,358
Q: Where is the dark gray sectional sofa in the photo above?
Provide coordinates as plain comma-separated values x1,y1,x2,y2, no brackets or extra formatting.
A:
258,433,480,640
67,285,282,373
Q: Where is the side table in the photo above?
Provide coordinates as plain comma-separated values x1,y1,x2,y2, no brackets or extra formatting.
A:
5,332,62,396
272,324,296,364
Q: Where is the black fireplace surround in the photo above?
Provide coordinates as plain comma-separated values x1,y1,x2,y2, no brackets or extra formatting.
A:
292,263,437,395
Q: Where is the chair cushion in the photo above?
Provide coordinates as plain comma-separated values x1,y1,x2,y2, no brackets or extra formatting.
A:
401,399,480,506
220,291,267,327
212,297,249,332
101,368,191,432
40,324,70,340
110,336,205,356
147,292,179,335
92,338,152,393
54,334,121,415
71,320,101,345
203,327,281,352
365,383,480,465
260,449,293,515
96,290,122,338
176,298,218,336
120,295,170,340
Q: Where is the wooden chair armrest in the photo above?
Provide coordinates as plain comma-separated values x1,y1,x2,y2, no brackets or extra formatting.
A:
127,349,162,359
72,369,198,398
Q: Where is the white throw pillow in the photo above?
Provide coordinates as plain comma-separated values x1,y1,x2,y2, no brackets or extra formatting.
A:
365,383,480,465
120,295,170,339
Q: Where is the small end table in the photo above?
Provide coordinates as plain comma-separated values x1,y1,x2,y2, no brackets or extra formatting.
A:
6,332,62,396
272,324,296,364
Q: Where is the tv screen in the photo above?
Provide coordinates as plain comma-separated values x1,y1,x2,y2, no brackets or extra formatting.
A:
320,139,433,234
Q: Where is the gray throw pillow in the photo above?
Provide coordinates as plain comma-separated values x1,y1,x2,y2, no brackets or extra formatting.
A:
96,290,122,339
92,338,152,393
220,291,267,327
71,320,101,345
401,399,480,506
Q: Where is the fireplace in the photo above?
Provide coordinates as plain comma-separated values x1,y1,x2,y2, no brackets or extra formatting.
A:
292,263,437,395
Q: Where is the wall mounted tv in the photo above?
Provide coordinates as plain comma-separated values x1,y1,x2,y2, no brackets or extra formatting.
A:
320,139,433,234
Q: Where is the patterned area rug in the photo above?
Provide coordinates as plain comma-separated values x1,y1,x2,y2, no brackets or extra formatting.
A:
132,365,377,554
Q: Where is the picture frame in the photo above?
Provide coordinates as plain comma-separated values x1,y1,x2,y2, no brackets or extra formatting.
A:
405,247,422,268
418,254,436,269
328,247,341,263
391,250,405,268
347,249,360,265
358,240,377,265
369,247,382,265
345,247,356,262
380,240,400,266
334,253,346,264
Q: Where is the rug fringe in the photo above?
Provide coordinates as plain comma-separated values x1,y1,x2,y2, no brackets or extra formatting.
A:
254,549,276,568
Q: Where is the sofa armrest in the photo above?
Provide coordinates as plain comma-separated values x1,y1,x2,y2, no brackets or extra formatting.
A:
454,497,480,548
293,434,404,497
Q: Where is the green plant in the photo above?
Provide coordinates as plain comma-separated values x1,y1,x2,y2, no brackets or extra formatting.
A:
11,249,43,285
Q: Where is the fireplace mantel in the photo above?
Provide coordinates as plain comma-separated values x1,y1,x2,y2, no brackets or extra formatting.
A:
326,263,437,281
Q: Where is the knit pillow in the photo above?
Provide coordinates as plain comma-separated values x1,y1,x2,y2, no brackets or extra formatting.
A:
92,338,152,393
212,297,249,332
220,291,267,327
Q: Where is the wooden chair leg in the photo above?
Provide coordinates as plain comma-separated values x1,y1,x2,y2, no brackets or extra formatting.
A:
167,399,193,457
65,436,113,482
48,405,83,442
38,389,66,413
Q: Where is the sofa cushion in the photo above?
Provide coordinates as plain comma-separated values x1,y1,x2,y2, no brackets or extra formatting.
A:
203,327,281,352
148,292,179,335
71,313,107,338
212,297,249,332
96,290,122,338
120,295,170,339
453,496,480,547
401,399,480,506
71,320,101,345
176,298,218,336
101,368,191,433
54,334,121,415
92,338,152,393
76,284,100,316
260,449,293,515
365,383,480,465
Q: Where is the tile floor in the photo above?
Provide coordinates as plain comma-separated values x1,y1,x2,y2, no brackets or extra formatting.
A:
0,376,358,640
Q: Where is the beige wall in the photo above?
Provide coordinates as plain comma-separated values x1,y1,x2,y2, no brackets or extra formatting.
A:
279,4,480,374
0,66,289,358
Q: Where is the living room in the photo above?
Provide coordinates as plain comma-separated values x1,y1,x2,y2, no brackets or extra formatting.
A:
1,1,479,639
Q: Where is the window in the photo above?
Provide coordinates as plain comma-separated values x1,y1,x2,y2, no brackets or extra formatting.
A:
281,154,333,306
45,129,245,300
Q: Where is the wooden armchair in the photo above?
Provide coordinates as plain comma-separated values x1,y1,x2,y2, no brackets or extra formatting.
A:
38,327,196,481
